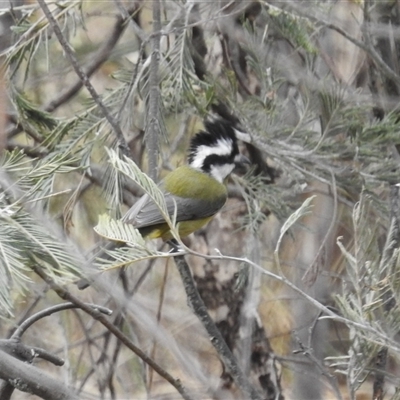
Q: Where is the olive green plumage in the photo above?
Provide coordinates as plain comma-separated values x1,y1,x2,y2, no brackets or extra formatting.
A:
128,166,227,240
122,118,246,240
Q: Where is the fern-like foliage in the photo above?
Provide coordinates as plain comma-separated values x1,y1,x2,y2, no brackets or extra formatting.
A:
91,149,180,270
267,5,318,55
0,150,85,318
106,148,172,227
332,191,400,394
94,214,166,269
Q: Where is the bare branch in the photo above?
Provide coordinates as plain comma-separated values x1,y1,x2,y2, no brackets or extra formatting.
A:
44,7,139,113
31,265,194,400
36,0,130,157
146,0,162,181
171,243,263,400
277,1,400,86
0,348,77,400
11,303,112,339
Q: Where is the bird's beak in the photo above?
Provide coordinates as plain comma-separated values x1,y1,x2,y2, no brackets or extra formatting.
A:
234,154,251,167
233,154,251,174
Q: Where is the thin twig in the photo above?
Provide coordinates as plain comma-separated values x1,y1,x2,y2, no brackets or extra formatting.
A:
11,303,112,340
8,6,137,141
293,329,343,400
113,0,147,43
6,142,49,157
302,169,338,284
0,339,68,400
7,114,44,142
36,0,131,157
31,265,194,400
171,245,263,400
146,0,162,181
44,7,137,113
149,259,170,392
0,349,78,400
171,242,400,353
276,1,400,86
0,339,63,366
1,303,110,398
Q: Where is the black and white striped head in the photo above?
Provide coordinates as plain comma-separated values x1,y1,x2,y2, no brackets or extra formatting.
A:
188,119,244,183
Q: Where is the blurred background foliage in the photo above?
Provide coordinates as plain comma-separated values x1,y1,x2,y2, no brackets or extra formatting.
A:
2,0,400,399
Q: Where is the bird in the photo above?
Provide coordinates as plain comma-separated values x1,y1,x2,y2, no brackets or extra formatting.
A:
122,118,249,241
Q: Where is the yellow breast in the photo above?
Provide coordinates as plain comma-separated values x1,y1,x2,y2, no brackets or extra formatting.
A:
140,166,227,240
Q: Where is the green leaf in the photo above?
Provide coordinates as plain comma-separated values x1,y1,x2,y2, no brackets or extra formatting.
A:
94,214,145,247
14,92,58,131
95,244,164,270
106,148,174,233
275,195,316,254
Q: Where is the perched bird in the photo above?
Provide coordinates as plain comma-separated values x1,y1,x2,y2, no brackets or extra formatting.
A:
122,118,248,240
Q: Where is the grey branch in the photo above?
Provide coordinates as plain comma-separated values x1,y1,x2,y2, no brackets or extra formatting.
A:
32,265,194,400
36,0,131,157
0,349,77,400
282,2,400,86
172,250,263,400
146,0,162,181
44,7,136,113
11,302,112,339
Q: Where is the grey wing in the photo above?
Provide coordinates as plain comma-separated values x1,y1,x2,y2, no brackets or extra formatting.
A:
122,192,225,229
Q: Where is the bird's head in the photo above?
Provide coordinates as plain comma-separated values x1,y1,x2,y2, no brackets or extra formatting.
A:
188,118,249,183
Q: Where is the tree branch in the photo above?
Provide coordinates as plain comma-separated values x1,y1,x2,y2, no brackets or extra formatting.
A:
36,0,130,157
31,265,194,400
44,7,138,113
0,303,111,399
113,0,147,44
7,113,44,142
11,303,112,339
171,246,263,400
280,2,400,86
0,347,77,400
146,0,162,181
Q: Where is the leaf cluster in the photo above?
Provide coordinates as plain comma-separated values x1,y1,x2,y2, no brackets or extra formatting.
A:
0,152,84,317
333,191,400,393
